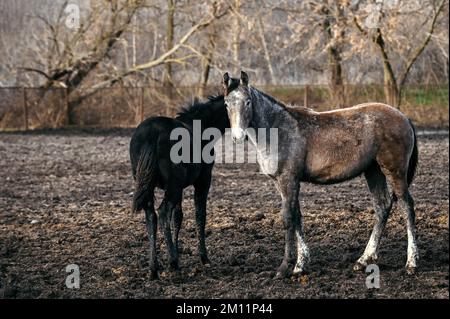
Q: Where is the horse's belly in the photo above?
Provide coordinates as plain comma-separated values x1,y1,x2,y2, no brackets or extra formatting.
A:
304,165,364,184
304,149,371,184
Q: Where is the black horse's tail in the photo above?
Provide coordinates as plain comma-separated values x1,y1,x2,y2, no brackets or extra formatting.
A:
392,119,418,203
132,142,157,213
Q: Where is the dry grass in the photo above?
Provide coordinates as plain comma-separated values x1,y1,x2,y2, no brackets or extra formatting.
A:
0,85,448,131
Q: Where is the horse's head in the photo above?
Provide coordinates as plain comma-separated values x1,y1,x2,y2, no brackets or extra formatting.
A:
222,71,252,143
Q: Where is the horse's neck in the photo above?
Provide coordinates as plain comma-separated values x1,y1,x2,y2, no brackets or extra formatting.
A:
180,106,226,134
202,110,226,133
249,87,286,128
247,87,299,153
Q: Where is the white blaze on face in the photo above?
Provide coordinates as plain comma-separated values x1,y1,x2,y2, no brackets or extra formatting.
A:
231,125,246,142
227,90,248,142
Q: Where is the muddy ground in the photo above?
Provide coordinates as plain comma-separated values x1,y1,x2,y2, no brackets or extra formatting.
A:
0,130,448,299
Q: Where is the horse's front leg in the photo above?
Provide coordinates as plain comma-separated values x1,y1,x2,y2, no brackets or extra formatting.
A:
275,197,296,278
171,202,183,255
194,171,212,265
292,201,310,276
275,176,308,278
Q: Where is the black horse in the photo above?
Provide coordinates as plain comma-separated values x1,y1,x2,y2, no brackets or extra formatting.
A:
129,95,229,279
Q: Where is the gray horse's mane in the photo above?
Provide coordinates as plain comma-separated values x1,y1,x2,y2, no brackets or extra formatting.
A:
251,86,314,113
227,78,314,113
251,87,287,108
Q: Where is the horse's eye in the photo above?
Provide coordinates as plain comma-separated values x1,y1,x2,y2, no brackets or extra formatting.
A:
245,100,251,107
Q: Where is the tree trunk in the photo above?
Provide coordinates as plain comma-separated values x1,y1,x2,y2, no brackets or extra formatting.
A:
198,54,212,99
232,0,241,74
257,16,276,84
327,44,345,108
383,68,400,108
374,28,400,107
323,6,345,108
198,2,220,99
164,0,175,114
198,32,216,98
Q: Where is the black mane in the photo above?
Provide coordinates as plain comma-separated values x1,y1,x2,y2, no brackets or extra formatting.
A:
176,94,224,121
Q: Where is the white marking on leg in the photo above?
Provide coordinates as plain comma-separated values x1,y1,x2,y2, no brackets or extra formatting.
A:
357,206,388,266
357,232,379,266
406,228,418,268
400,197,418,269
293,230,309,274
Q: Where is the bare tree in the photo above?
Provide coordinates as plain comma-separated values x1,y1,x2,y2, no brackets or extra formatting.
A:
321,1,346,107
232,0,242,74
0,0,448,92
163,0,175,103
197,2,220,98
16,0,146,123
270,1,348,104
16,0,230,123
352,0,447,107
256,14,277,84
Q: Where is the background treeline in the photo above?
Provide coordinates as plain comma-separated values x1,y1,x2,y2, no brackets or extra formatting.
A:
0,0,448,129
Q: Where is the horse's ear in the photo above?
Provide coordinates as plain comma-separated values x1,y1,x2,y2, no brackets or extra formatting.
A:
222,72,230,94
240,71,249,86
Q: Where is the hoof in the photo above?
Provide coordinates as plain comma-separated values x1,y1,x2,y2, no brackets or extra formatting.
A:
406,266,416,275
292,264,308,277
171,269,183,281
353,262,366,272
160,269,182,280
200,255,211,266
275,262,293,279
169,261,180,272
150,270,159,280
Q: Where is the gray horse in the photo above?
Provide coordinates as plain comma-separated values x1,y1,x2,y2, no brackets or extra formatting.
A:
223,71,418,277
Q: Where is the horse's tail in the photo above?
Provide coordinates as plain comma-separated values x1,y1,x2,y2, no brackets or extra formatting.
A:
407,119,418,187
391,119,418,203
132,142,157,213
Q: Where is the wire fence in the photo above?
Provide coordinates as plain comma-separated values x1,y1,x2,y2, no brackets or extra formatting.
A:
0,84,448,131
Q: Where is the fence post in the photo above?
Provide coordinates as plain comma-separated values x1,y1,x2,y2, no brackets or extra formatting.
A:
23,88,28,131
304,85,309,108
140,87,144,123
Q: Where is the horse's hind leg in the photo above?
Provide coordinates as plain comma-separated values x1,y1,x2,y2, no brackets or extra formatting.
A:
159,189,182,271
354,163,393,271
388,174,418,274
400,191,418,274
144,194,159,280
171,202,183,255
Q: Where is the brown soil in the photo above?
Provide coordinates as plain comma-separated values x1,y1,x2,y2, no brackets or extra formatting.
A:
0,130,448,298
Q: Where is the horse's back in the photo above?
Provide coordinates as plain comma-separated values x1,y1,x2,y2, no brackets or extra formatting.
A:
343,102,415,149
315,102,413,141
130,116,180,178
301,102,415,184
320,102,407,122
130,116,205,189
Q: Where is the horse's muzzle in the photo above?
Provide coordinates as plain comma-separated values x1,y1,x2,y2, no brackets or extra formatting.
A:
231,127,246,143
